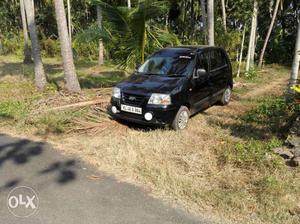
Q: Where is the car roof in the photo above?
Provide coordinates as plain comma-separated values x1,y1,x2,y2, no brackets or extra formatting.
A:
158,46,223,54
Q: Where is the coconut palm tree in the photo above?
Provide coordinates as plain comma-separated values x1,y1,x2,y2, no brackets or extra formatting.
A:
20,0,32,64
207,0,214,46
237,25,246,78
97,6,104,65
246,0,258,73
90,0,179,68
258,0,281,68
67,0,72,43
54,0,81,92
23,0,47,89
199,0,207,44
288,21,300,91
127,0,131,8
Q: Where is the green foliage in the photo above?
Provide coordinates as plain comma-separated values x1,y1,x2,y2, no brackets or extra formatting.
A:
0,101,29,119
1,33,23,56
242,96,295,127
244,67,258,80
40,37,60,57
215,25,241,60
85,0,180,68
0,1,21,34
0,0,299,71
73,41,100,61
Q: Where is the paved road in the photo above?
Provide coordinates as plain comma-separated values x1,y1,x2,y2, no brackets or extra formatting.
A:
0,134,210,224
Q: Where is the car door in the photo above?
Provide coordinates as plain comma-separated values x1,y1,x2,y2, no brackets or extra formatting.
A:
189,51,211,111
208,49,229,97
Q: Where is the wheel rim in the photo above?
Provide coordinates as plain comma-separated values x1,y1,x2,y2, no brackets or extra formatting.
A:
178,110,189,129
224,88,231,103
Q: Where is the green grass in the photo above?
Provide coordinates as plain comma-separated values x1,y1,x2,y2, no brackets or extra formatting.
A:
225,138,284,168
0,100,29,119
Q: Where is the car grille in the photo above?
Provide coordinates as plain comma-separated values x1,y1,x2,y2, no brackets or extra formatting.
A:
122,92,146,106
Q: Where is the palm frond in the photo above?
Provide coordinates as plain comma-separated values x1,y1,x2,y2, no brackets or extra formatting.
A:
74,24,111,44
91,0,129,35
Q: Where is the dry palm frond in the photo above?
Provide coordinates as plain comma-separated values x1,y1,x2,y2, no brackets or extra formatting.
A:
70,110,127,136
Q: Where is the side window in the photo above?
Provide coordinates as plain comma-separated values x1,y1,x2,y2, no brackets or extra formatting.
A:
210,50,227,70
197,52,209,72
219,50,228,67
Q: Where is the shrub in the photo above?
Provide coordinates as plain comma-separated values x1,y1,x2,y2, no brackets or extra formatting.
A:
1,33,23,56
41,37,60,57
242,96,295,129
73,41,99,61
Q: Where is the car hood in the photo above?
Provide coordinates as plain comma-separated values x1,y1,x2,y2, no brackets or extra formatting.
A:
117,74,185,95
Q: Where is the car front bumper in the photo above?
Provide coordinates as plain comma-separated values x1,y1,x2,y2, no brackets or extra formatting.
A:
110,98,179,126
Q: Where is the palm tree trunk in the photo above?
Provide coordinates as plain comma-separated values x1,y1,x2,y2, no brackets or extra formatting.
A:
190,0,195,39
141,27,146,64
258,0,280,68
0,35,3,54
246,0,258,72
237,25,246,78
207,0,214,46
54,0,81,92
20,0,32,64
287,21,300,95
221,0,227,32
97,6,104,65
127,0,131,8
67,0,72,43
199,0,207,44
23,0,47,89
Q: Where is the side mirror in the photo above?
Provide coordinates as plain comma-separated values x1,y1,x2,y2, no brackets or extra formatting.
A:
194,68,207,79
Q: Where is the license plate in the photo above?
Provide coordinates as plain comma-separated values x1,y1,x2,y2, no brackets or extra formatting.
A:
121,104,142,114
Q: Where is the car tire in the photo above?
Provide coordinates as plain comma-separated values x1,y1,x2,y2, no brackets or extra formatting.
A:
171,106,190,130
220,86,232,105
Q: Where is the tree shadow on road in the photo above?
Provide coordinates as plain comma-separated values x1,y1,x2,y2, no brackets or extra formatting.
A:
0,134,77,192
39,159,77,184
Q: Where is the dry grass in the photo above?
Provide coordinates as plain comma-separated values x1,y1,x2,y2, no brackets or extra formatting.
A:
0,56,299,224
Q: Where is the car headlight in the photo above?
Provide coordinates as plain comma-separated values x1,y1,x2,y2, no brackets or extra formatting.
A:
112,87,121,99
148,94,171,106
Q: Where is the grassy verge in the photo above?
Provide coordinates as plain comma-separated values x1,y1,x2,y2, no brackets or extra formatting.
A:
0,55,299,224
212,96,300,223
0,55,123,135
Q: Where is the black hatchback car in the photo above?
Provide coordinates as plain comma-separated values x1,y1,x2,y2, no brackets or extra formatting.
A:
110,46,233,130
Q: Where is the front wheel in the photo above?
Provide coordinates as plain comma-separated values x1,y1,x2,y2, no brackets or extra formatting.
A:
171,106,190,130
220,86,232,105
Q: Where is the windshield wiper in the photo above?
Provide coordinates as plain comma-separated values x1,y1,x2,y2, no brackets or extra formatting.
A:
140,72,161,76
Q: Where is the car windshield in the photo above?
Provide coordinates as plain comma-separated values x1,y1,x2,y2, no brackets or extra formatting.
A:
137,50,195,77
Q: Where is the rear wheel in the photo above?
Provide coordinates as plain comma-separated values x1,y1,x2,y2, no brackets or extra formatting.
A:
220,86,232,105
171,106,190,130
